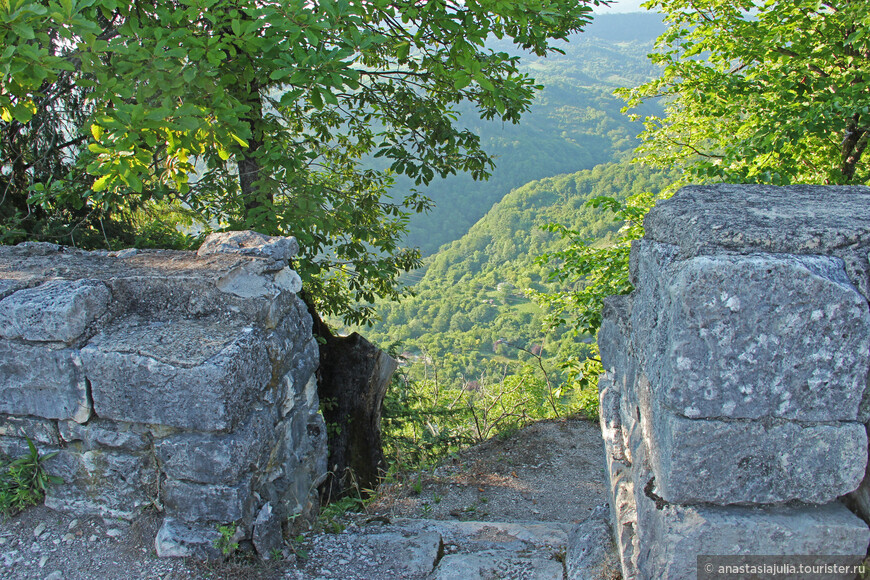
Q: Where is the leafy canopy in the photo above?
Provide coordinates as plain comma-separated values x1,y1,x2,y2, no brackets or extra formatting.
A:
537,0,869,353
618,0,870,186
1,0,603,323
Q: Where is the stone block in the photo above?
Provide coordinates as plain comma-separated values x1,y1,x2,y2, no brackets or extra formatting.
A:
0,279,28,300
433,551,564,580
631,241,870,422
0,415,60,445
845,427,870,525
196,230,298,265
43,448,156,520
602,432,638,580
566,505,617,580
635,499,870,580
155,518,221,560
59,419,150,452
355,531,443,577
82,317,270,431
155,406,275,484
252,502,282,559
162,478,251,523
643,184,870,260
649,409,867,505
0,342,91,422
0,279,111,343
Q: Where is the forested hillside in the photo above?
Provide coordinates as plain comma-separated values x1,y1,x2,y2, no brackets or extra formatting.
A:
362,162,673,383
334,15,675,456
401,13,666,254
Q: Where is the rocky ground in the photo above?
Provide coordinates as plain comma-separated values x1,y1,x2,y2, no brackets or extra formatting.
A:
0,417,617,579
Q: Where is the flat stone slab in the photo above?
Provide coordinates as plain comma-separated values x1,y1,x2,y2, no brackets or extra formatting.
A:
0,415,60,445
354,530,443,576
394,519,572,549
81,316,270,431
162,477,251,524
59,419,151,452
644,184,870,258
432,550,564,580
0,341,91,422
630,241,870,422
0,279,110,343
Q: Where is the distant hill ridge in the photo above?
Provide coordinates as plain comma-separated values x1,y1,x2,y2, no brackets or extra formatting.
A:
400,11,665,255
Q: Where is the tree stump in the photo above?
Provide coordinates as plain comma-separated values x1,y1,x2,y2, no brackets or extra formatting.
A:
314,323,397,500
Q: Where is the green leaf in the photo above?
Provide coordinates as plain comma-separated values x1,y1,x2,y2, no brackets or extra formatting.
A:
92,174,112,192
12,22,35,40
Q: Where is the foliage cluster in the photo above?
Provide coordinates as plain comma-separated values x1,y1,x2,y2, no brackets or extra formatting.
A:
620,0,870,186
381,356,587,468
1,0,605,324
0,437,62,517
213,522,240,557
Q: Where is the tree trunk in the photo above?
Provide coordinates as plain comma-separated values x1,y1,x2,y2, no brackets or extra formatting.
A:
840,114,868,183
235,80,270,214
306,300,398,501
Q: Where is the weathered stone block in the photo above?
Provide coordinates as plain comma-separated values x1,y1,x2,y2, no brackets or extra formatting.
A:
156,406,275,484
0,279,28,300
43,448,157,520
649,410,867,505
162,478,250,523
82,317,270,431
59,419,150,452
197,230,299,264
566,505,616,580
0,279,110,343
846,425,870,525
643,184,870,261
433,551,563,580
635,499,870,580
0,415,60,445
252,502,282,559
155,518,221,560
0,342,91,422
631,241,870,421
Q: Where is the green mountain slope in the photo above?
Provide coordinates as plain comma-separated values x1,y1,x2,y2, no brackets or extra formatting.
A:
362,161,673,385
398,12,666,255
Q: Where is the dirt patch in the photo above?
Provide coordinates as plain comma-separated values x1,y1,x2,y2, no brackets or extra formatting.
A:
367,417,609,524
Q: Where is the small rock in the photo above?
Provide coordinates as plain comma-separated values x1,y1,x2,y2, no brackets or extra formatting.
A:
0,537,6,545
39,555,49,568
106,529,123,538
52,539,60,546
62,533,74,543
45,571,63,580
68,520,78,531
88,534,97,543
34,522,47,538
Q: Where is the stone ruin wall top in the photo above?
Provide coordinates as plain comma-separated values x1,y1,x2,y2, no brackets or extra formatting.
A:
0,232,326,559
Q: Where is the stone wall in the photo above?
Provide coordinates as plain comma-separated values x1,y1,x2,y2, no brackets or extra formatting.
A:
0,232,327,559
598,185,870,579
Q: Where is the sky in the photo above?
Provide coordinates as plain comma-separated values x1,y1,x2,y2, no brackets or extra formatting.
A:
593,0,649,13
